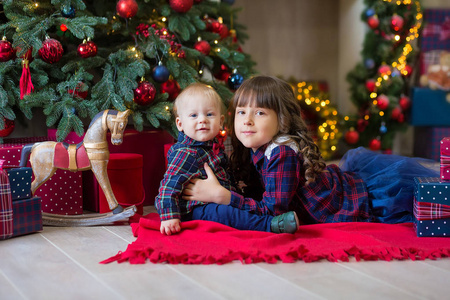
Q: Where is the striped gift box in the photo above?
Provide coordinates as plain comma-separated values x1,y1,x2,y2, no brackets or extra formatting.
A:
0,163,13,240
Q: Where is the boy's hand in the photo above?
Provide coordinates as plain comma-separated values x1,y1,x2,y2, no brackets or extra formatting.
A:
160,219,181,235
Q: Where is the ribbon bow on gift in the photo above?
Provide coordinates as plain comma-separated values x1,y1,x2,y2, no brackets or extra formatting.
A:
414,201,450,221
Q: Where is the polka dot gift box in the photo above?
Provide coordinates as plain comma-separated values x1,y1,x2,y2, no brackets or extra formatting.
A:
5,167,33,201
441,137,450,182
413,177,450,237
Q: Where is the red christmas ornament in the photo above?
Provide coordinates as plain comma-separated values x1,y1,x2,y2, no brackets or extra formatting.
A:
391,107,401,120
403,64,413,77
194,40,211,55
60,24,68,32
345,129,359,144
369,138,381,151
0,118,15,137
38,37,64,64
356,118,368,132
399,95,411,110
391,14,404,32
68,82,88,99
116,0,138,18
376,94,390,110
210,20,229,39
77,42,91,58
365,79,376,92
378,64,391,76
77,39,97,58
134,81,156,106
397,113,405,123
161,79,181,101
0,37,15,62
169,0,194,13
367,15,379,29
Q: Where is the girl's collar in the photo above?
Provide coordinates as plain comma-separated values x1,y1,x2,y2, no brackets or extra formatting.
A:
251,135,299,162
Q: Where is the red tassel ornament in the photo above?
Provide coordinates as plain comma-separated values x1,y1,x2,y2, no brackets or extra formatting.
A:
20,49,34,99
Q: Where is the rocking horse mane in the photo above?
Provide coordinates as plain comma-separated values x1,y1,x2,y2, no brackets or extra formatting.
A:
88,110,118,128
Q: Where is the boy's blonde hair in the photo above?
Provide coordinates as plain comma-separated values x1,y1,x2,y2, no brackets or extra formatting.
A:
173,83,224,117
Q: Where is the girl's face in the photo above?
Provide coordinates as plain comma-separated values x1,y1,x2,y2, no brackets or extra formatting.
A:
234,104,279,152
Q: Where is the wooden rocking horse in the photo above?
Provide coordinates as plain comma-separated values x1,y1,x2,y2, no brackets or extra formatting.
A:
19,109,137,226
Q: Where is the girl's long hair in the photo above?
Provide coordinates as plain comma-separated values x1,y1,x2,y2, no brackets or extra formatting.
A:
229,75,325,186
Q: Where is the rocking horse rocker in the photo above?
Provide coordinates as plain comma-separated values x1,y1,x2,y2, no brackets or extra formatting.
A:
19,109,137,226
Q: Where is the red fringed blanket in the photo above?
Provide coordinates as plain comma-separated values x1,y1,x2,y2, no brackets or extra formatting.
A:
101,213,450,265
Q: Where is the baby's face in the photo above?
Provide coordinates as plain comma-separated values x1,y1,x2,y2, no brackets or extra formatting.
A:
175,94,224,142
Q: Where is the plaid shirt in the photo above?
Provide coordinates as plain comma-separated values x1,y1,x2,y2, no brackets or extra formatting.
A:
229,139,374,224
155,132,232,221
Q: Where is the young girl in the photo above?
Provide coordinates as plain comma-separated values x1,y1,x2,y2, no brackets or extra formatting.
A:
182,75,439,224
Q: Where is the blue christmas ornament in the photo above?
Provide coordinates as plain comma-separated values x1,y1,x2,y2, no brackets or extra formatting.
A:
152,65,170,83
365,8,375,18
391,69,401,77
364,58,375,69
379,122,388,134
228,72,244,90
61,6,76,18
222,0,235,5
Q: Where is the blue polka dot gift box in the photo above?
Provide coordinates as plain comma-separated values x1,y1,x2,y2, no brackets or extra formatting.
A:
5,167,33,201
413,177,450,237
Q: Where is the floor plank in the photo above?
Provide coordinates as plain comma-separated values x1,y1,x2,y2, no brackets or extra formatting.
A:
0,231,124,300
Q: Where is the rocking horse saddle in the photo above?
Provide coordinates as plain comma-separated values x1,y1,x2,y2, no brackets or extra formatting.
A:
53,142,90,171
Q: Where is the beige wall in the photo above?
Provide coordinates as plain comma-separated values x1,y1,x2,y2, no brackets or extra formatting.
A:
235,0,340,102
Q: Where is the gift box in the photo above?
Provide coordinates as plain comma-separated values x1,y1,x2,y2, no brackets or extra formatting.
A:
411,88,450,126
0,165,13,240
99,153,144,215
47,129,84,144
420,9,450,52
414,127,450,161
413,177,450,237
5,167,32,201
83,128,174,207
441,138,450,181
83,153,144,214
0,137,84,215
12,196,42,237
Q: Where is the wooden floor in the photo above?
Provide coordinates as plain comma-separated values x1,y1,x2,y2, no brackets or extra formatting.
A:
1,205,449,300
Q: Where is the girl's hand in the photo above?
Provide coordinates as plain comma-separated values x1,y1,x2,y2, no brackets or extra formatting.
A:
160,219,181,235
182,163,231,205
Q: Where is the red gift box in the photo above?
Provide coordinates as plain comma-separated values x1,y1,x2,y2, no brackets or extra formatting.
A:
440,137,450,181
92,128,174,206
441,137,450,159
47,129,84,144
95,153,144,215
0,137,83,215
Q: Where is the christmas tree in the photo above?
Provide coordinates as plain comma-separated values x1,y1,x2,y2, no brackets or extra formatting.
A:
0,0,255,141
343,0,422,152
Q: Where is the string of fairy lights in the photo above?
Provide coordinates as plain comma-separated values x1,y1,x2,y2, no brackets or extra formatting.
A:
292,81,340,160
368,0,422,119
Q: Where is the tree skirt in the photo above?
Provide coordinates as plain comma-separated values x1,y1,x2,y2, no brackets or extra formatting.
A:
101,213,450,265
